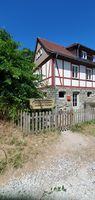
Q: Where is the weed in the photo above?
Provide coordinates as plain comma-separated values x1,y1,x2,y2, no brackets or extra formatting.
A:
0,159,7,174
40,185,66,199
10,137,27,147
15,139,27,147
8,151,22,168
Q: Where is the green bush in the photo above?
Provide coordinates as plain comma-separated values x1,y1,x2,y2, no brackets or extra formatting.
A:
0,28,42,120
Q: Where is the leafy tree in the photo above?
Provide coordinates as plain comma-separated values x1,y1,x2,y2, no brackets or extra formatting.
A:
22,48,34,62
0,28,41,119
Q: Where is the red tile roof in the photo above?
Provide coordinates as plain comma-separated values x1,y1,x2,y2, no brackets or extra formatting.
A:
38,37,75,58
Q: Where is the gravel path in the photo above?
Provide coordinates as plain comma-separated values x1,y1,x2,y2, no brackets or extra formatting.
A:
0,131,95,200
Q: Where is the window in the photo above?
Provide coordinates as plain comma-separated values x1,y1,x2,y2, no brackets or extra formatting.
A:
86,68,92,80
87,92,92,97
81,51,87,59
72,65,78,78
93,55,95,62
73,93,78,107
59,91,66,98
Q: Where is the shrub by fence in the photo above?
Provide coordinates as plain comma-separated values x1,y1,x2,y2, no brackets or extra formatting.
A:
17,108,95,134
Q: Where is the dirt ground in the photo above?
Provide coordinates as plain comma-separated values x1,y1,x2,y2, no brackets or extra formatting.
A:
0,121,95,199
0,122,95,183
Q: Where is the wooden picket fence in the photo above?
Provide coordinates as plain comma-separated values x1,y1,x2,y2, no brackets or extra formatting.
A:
17,108,95,134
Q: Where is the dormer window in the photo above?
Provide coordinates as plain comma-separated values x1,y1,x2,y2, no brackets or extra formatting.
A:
81,51,87,59
93,55,95,62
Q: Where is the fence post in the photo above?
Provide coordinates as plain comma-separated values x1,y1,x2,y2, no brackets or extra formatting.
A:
69,109,73,127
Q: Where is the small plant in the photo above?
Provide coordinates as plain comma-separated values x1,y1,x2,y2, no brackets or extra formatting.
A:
40,185,67,199
10,137,17,145
0,148,7,174
10,137,27,146
0,159,7,174
8,150,23,168
15,139,27,147
71,123,83,132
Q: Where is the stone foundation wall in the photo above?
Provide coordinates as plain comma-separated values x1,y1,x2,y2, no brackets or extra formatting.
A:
41,87,95,110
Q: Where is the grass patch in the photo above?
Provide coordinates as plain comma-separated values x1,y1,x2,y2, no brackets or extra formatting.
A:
8,150,23,168
71,120,95,136
7,145,29,169
9,137,27,146
0,120,60,175
0,159,7,174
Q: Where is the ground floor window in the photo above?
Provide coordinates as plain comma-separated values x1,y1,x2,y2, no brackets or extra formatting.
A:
87,91,92,97
73,93,78,107
59,91,66,98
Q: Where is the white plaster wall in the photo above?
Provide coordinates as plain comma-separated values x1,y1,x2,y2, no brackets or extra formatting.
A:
87,81,92,87
80,81,85,87
55,77,63,85
41,60,52,79
80,65,86,80
64,79,71,86
64,61,71,78
55,77,60,85
93,82,95,87
55,59,63,77
72,80,79,86
46,60,52,77
42,64,46,78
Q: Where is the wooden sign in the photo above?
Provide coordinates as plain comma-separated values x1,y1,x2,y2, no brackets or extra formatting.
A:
29,98,55,110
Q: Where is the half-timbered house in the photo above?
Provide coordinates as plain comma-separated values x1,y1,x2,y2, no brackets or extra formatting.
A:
34,38,95,110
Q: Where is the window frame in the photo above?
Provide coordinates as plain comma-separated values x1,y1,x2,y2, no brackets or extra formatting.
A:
82,51,87,60
93,55,95,62
86,68,92,80
59,91,66,98
87,91,92,97
72,64,79,79
73,93,78,107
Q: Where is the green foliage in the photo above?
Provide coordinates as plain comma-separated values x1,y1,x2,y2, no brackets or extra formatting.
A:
0,159,7,174
10,137,27,146
0,28,41,119
8,150,23,168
